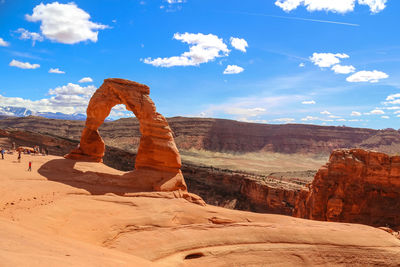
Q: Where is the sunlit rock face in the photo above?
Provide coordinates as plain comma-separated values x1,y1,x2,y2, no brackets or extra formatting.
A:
294,149,400,228
65,78,187,192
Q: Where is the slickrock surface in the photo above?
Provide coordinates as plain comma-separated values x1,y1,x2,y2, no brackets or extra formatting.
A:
0,155,400,266
66,78,187,192
294,149,400,228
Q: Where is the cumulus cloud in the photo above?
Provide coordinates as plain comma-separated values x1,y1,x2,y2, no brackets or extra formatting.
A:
0,37,9,47
26,2,108,44
331,64,356,74
320,110,331,115
346,70,388,83
223,65,244,74
381,115,389,119
48,83,96,97
299,62,305,67
358,0,387,13
301,100,316,104
351,111,362,116
310,53,349,68
275,0,386,13
49,68,65,74
15,28,43,46
9,59,40,69
0,83,97,115
79,77,93,83
230,37,248,52
144,32,229,67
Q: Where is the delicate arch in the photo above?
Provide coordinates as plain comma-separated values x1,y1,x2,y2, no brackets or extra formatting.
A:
65,78,182,174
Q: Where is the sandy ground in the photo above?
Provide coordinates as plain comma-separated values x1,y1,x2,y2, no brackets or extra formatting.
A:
1,154,400,266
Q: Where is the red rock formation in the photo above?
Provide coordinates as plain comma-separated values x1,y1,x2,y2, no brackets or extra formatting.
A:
294,149,400,228
65,78,187,192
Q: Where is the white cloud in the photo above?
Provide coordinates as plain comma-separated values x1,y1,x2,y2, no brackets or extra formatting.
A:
394,110,400,114
230,37,248,52
301,100,316,104
0,37,9,47
15,28,43,46
0,83,97,115
386,93,400,101
386,106,400,110
346,70,388,83
299,62,305,67
370,109,385,115
301,115,319,121
49,68,65,74
143,32,229,67
9,59,40,69
167,0,185,3
358,0,387,13
331,64,356,74
381,115,389,119
351,111,361,116
224,107,266,117
275,0,386,13
26,2,108,44
329,115,341,118
274,118,295,123
320,110,331,115
223,65,244,74
48,83,96,97
79,77,93,83
310,53,349,68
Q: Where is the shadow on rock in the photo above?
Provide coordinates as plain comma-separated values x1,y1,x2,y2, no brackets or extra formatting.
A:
38,158,205,205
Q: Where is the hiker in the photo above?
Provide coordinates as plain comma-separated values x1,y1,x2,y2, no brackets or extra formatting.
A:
28,161,32,172
18,151,21,162
0,148,4,159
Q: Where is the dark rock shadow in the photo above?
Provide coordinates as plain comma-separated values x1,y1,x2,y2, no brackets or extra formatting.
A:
38,158,185,196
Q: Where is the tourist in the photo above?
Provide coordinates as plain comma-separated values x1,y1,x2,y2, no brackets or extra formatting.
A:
28,161,32,172
18,151,21,162
0,148,4,159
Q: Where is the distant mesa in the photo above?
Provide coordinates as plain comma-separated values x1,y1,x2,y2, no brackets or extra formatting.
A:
65,78,188,193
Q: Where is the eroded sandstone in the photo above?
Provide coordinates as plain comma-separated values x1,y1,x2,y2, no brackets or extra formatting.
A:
294,148,400,228
65,78,187,192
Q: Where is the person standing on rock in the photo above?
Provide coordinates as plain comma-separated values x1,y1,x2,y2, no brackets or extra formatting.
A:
28,161,32,172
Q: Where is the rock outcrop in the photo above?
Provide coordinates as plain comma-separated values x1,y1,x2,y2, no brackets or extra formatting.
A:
294,149,400,228
65,78,187,192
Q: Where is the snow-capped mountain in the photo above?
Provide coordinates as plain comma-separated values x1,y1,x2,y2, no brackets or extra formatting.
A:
0,106,87,120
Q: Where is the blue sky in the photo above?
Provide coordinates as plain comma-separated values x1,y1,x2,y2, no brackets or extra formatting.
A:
0,0,399,129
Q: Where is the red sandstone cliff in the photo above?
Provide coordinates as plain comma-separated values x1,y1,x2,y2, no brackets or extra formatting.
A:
294,149,400,228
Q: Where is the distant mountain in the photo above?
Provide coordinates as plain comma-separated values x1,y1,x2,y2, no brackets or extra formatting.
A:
0,106,86,121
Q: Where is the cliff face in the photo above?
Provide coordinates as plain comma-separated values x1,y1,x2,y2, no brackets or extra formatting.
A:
294,149,400,228
1,116,400,155
182,164,301,215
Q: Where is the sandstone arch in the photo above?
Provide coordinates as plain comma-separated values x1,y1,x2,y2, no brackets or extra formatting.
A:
65,78,187,192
